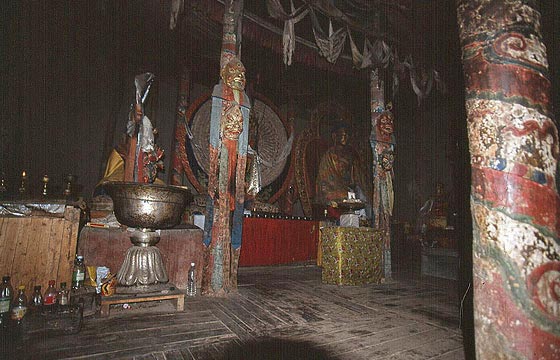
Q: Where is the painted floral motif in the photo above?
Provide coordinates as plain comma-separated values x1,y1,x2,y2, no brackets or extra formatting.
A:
457,0,541,40
320,227,383,285
528,262,560,320
466,99,558,182
492,32,548,69
473,203,558,277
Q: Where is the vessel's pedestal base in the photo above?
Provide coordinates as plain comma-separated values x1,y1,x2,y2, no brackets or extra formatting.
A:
117,232,169,286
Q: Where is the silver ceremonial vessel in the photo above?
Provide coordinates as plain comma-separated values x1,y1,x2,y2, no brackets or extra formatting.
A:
104,182,192,288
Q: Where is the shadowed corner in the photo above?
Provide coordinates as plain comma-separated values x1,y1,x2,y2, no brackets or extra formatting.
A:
216,337,341,360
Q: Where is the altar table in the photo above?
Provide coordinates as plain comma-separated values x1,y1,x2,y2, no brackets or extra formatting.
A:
77,226,203,289
0,204,80,295
320,226,383,285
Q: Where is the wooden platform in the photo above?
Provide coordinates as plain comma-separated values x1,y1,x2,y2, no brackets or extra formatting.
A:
5,265,465,359
100,290,185,317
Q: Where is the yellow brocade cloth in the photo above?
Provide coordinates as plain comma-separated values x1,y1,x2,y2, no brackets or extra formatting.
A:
98,149,125,186
320,227,383,285
96,149,164,188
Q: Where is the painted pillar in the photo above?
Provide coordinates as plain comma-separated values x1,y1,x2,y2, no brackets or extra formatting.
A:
370,69,396,281
457,1,560,358
201,0,250,296
171,69,191,187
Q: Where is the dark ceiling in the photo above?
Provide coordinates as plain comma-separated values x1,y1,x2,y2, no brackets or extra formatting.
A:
178,0,557,117
182,0,425,71
1,0,558,198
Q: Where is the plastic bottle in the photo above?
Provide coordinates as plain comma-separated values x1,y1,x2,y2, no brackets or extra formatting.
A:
0,276,14,326
187,262,196,297
10,286,27,324
43,280,58,309
29,285,43,311
57,282,69,306
72,255,86,290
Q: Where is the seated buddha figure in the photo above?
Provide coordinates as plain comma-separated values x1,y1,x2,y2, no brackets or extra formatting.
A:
315,124,364,216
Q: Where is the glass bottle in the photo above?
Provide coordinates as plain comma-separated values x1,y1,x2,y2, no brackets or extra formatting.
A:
0,276,14,326
187,262,196,297
29,285,43,311
11,286,27,324
43,280,58,309
57,282,69,306
72,255,85,290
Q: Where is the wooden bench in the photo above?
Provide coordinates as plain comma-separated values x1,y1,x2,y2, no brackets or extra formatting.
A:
99,290,185,317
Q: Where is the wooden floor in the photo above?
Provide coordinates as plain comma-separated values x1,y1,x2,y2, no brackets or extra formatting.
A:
8,265,465,359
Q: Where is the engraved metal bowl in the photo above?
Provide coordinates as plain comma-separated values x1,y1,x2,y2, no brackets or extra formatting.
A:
104,182,192,229
337,200,366,213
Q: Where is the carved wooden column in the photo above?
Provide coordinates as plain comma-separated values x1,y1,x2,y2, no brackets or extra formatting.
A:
202,0,250,296
170,69,191,186
457,1,560,358
370,69,395,281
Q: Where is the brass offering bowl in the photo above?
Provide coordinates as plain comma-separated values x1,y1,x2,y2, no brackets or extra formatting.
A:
104,182,192,230
337,200,365,214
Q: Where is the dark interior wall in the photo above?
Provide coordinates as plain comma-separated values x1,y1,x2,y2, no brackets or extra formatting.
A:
2,0,179,198
391,0,468,225
2,0,369,199
540,0,560,123
2,0,557,206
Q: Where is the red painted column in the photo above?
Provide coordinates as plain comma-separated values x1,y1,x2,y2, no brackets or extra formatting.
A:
370,69,396,281
170,69,191,187
457,1,560,358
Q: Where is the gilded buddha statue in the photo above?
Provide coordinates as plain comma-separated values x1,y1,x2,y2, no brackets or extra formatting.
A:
315,124,365,217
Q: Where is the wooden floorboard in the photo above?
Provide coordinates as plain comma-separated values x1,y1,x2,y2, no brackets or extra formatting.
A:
206,306,255,342
317,322,439,356
381,336,464,360
9,265,464,359
429,347,466,360
342,327,453,360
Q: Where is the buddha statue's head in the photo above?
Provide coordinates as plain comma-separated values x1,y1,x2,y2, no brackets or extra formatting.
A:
331,123,349,147
221,56,246,91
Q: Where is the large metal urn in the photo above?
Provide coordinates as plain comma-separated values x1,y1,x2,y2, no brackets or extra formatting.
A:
104,182,192,288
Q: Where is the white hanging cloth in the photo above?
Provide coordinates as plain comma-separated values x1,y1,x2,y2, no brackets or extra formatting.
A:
169,0,184,30
348,29,367,68
370,39,392,67
310,9,347,64
140,115,155,153
348,28,392,69
246,146,262,196
408,61,434,106
391,51,412,96
266,0,309,65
